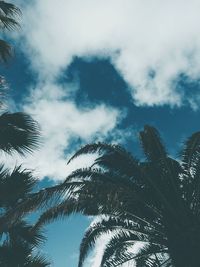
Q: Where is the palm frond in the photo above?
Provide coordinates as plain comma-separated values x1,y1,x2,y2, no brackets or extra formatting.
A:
0,166,37,208
0,112,41,155
78,216,165,267
24,254,51,267
0,39,12,62
0,1,21,31
68,143,135,164
35,198,104,228
139,126,167,162
101,231,167,267
0,1,21,17
92,145,141,179
0,14,19,30
180,131,200,206
181,131,200,173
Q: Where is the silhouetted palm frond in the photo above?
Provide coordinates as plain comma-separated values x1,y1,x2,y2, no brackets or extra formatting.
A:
0,112,41,155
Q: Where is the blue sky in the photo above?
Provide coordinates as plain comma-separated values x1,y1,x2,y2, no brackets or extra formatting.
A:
2,0,200,266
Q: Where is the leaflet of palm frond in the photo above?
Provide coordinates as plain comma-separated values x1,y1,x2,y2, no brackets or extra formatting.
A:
134,245,170,267
0,1,21,17
139,126,181,194
6,221,46,247
0,112,41,155
24,254,51,267
63,168,161,223
78,216,166,267
92,148,142,179
180,131,200,204
1,181,69,230
135,253,171,267
67,143,132,164
0,14,19,30
181,131,200,172
101,231,167,267
35,198,110,228
65,167,157,209
139,126,167,162
0,39,12,62
139,131,185,220
189,160,200,214
0,166,37,208
143,159,186,222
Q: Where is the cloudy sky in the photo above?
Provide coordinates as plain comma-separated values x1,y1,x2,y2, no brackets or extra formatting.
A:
2,0,200,266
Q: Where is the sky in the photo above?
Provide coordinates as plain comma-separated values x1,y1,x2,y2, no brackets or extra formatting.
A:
2,0,200,266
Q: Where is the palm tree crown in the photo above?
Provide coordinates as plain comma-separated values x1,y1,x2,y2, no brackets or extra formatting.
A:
35,126,200,267
0,1,21,63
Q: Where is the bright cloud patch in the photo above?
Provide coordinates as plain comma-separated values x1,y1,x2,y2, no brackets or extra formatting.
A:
18,0,200,108
19,82,120,180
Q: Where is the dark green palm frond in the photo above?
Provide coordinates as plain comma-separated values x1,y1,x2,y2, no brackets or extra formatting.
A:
0,1,21,16
190,161,200,214
135,245,171,267
65,167,140,190
0,14,19,30
78,216,165,267
180,132,200,204
68,143,136,164
139,127,184,218
35,198,105,228
0,166,37,208
101,231,166,267
24,254,51,267
181,131,200,172
2,181,67,228
139,126,167,162
92,147,142,179
64,168,161,223
0,1,21,17
0,112,41,155
0,1,21,31
0,39,12,62
7,221,46,247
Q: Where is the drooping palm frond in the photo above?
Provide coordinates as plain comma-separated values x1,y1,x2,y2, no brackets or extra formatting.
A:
0,166,37,208
7,221,46,247
0,112,41,155
35,126,200,267
0,1,21,30
0,1,21,17
68,143,137,164
24,254,51,267
101,231,167,267
139,126,167,162
181,131,200,173
134,245,171,267
78,216,166,267
180,132,200,206
0,39,12,62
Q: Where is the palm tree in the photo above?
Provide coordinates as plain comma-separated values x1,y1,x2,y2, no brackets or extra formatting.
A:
0,1,21,63
0,167,50,267
0,112,51,266
34,126,200,267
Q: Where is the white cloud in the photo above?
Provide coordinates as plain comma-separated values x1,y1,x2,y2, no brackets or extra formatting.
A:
17,0,200,107
2,81,120,181
11,0,200,180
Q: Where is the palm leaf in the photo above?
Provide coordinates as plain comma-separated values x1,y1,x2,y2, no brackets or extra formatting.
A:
0,112,41,155
78,216,165,267
0,1,21,16
0,39,12,62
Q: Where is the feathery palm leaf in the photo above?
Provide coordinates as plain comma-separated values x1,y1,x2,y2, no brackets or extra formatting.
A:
0,112,41,155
